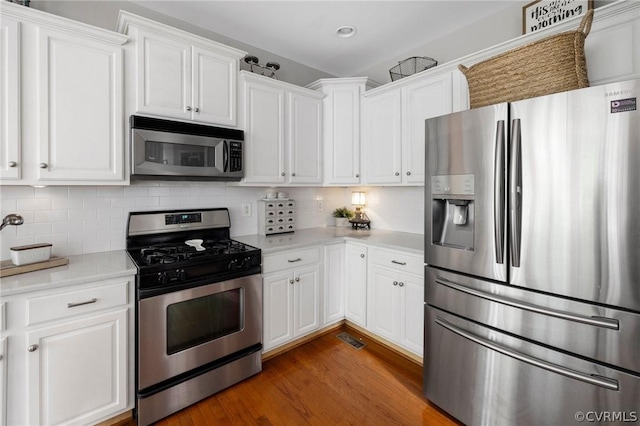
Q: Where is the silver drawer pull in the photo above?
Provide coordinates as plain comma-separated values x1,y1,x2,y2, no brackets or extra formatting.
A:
435,316,619,391
287,258,302,263
435,276,619,330
67,298,97,308
391,260,406,266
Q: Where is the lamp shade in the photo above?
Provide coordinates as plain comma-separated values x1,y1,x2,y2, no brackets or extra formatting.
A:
351,191,366,206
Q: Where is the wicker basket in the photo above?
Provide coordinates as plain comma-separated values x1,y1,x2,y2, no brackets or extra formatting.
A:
390,56,437,81
459,9,593,109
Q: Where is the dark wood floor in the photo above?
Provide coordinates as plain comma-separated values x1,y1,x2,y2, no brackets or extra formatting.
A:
133,326,460,425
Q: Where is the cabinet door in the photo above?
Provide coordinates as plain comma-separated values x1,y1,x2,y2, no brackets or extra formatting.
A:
323,244,345,326
324,87,361,185
36,26,124,182
402,74,452,184
399,273,424,355
362,90,402,184
192,46,237,126
367,266,401,342
134,28,191,120
293,264,321,337
263,271,293,351
0,17,20,180
0,337,6,426
344,244,368,327
26,309,127,426
288,92,322,184
242,79,285,184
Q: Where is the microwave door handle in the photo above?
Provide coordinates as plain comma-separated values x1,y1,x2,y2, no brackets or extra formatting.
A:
223,140,229,172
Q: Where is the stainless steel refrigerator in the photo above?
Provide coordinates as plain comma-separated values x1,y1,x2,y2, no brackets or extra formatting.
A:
424,79,640,425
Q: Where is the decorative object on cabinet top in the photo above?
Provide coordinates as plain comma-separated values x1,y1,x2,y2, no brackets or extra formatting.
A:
389,56,437,82
459,8,593,109
243,55,281,79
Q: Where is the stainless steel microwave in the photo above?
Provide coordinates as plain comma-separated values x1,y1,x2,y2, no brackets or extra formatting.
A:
130,115,244,181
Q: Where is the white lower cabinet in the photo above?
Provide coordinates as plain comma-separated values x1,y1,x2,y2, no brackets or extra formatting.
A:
367,248,424,356
323,244,345,326
344,243,368,328
262,247,322,352
26,309,128,425
3,277,133,426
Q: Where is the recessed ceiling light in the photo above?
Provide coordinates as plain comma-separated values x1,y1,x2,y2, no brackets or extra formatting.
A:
336,25,357,38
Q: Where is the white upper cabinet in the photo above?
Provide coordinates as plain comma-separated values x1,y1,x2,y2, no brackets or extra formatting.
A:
1,2,128,185
362,72,452,185
307,78,377,186
240,71,323,185
361,89,403,184
0,16,20,180
117,11,245,127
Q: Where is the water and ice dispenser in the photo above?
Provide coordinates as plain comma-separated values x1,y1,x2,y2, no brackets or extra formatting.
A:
431,174,475,250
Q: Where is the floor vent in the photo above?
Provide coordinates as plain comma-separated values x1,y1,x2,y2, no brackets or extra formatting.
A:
336,332,366,350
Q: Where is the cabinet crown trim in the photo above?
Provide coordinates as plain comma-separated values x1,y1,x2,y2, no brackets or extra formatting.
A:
240,71,325,99
2,1,128,45
116,10,246,58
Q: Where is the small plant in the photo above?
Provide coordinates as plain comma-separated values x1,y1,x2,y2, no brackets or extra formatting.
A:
332,207,354,219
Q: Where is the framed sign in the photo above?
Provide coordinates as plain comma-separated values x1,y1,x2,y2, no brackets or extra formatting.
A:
522,0,593,34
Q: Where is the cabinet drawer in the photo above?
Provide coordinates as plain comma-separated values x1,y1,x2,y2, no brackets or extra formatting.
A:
369,247,423,276
26,279,129,326
263,247,321,274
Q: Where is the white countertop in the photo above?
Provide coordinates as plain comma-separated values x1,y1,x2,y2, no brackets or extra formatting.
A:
234,227,424,255
1,228,422,297
0,250,137,297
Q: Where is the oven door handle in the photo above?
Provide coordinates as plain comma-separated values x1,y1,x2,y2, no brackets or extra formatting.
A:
435,316,619,391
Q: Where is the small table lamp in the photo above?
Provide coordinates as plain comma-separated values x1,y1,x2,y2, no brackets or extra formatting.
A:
350,191,370,229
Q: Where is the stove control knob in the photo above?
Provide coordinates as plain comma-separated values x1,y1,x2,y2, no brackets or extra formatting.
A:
176,269,187,281
228,259,238,270
157,272,169,285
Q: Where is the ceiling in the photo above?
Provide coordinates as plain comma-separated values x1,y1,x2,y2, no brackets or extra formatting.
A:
133,1,518,77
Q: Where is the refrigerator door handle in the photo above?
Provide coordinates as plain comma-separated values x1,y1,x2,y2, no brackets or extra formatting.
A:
434,316,620,391
509,119,523,267
434,276,620,330
494,120,506,264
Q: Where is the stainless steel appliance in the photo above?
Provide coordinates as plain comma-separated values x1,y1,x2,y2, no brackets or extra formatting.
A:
424,79,640,425
126,208,262,426
130,115,244,181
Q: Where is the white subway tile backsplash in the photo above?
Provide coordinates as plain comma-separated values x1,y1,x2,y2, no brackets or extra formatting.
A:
69,186,97,198
17,198,52,211
35,209,68,223
1,183,423,259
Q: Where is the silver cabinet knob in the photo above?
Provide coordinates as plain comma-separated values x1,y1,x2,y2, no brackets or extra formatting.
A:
28,344,38,352
399,282,405,287
194,107,200,112
8,161,17,168
355,173,360,178
39,163,48,169
281,172,285,176
186,106,192,111
289,279,294,284
395,172,400,176
360,254,365,258
291,172,296,177
393,281,398,286
406,171,411,176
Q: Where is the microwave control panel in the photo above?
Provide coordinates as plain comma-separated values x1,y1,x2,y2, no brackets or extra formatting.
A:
229,141,242,172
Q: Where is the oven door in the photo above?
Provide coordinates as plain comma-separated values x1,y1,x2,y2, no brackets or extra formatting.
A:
132,128,243,179
138,274,262,390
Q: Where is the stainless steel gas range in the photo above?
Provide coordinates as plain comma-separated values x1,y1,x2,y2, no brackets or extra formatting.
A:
126,208,262,426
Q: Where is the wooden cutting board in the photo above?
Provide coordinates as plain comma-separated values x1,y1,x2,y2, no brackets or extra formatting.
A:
0,257,69,278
